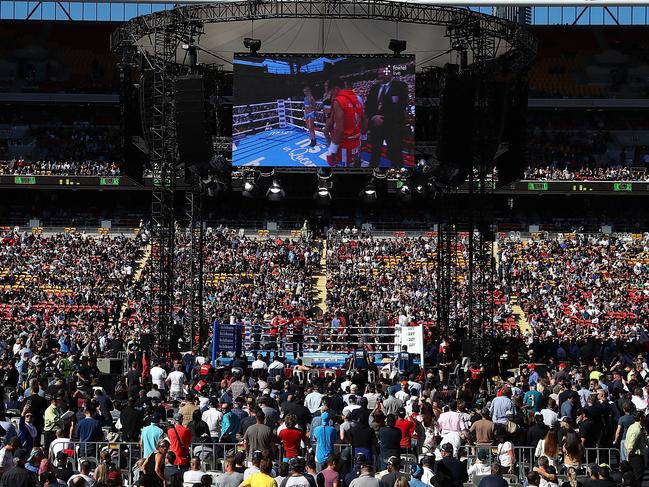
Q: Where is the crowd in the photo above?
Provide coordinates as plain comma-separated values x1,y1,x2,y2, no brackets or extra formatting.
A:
0,229,648,487
0,125,121,177
499,233,649,340
0,160,121,177
523,166,649,181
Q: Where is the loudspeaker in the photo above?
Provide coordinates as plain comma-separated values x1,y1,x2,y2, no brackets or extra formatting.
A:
119,64,146,183
140,333,153,352
97,358,123,375
496,76,528,187
435,64,475,186
175,75,213,175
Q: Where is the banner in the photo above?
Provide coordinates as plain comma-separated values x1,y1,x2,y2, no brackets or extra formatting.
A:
396,324,425,368
211,321,243,365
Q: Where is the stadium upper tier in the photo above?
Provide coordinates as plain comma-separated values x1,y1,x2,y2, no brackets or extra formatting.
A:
2,228,646,350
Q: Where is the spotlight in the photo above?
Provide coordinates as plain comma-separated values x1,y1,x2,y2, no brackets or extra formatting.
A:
317,167,333,180
314,179,332,202
400,182,411,196
389,39,407,55
243,37,262,54
266,179,284,201
242,178,257,198
360,181,377,202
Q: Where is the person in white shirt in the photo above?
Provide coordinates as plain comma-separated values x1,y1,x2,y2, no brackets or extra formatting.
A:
68,459,96,487
150,363,168,393
251,353,268,371
0,437,19,475
304,388,323,413
268,357,285,374
166,364,186,400
202,398,223,440
467,450,491,480
183,457,206,484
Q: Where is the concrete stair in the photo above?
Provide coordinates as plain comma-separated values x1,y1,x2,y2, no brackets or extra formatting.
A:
313,240,328,313
115,243,151,325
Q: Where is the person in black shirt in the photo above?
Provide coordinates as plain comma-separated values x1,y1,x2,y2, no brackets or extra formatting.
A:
527,413,549,447
348,414,375,460
378,415,401,469
435,443,468,487
280,395,312,432
119,396,144,442
0,448,36,487
379,456,408,487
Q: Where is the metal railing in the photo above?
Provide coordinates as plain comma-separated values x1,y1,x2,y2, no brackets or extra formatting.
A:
465,445,620,483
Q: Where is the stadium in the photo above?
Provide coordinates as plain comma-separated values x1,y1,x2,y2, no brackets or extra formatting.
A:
1,1,649,487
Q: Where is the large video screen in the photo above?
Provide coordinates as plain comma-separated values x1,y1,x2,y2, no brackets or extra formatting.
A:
233,54,415,168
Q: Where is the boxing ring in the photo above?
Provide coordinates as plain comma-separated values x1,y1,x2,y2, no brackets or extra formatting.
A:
232,99,411,168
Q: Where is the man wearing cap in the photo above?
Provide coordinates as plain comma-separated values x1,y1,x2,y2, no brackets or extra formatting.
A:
345,453,367,486
436,443,468,487
349,465,379,487
378,456,408,487
168,412,192,470
0,448,34,487
468,450,491,481
140,413,164,458
408,465,427,487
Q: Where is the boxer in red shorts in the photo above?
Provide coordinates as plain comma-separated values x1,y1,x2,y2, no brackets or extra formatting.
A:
325,77,367,168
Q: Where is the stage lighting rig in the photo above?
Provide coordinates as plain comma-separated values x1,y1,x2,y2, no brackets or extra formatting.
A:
267,179,285,201
389,39,407,56
244,37,262,54
360,181,377,203
314,179,332,202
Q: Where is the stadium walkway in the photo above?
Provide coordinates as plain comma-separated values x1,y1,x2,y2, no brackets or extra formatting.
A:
494,241,532,335
314,239,328,313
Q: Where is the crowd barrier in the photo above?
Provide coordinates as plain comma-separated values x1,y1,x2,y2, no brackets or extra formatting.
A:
52,439,622,486
465,445,620,483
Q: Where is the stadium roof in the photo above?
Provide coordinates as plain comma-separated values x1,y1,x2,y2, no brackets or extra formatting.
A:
1,1,648,24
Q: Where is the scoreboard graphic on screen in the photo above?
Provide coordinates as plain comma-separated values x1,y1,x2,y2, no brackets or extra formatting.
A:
232,54,415,169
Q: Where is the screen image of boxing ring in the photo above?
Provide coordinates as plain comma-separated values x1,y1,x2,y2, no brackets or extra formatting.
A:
232,54,415,168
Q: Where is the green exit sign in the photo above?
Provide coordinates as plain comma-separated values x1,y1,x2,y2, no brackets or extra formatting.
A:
527,182,548,191
14,176,36,185
100,177,120,186
613,183,632,192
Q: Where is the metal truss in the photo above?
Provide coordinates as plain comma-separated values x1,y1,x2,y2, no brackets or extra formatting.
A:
111,0,537,66
184,185,205,349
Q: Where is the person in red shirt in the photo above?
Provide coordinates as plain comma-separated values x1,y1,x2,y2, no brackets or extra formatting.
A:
395,407,415,453
167,412,192,468
278,413,306,462
290,311,307,359
324,77,367,168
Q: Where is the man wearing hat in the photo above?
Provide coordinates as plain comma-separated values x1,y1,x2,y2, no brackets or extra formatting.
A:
168,412,191,470
345,453,367,486
435,443,468,487
0,448,35,487
408,465,427,487
349,465,379,487
378,456,408,487
467,450,491,481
